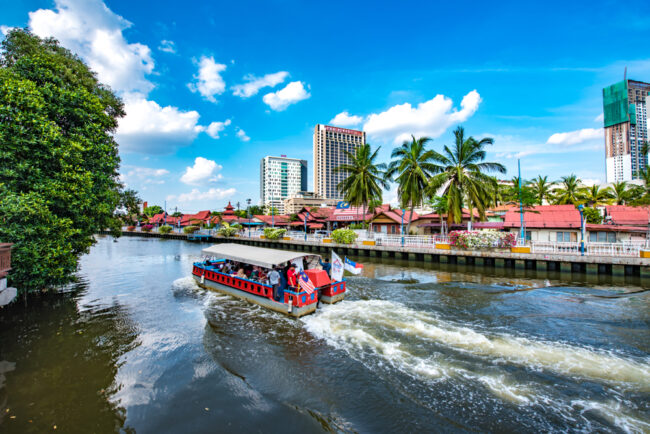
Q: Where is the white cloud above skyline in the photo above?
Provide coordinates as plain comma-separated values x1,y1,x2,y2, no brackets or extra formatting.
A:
167,187,237,204
232,71,289,98
363,90,482,143
120,165,169,187
188,56,227,103
158,39,175,53
330,111,364,127
262,81,311,111
205,119,231,139
236,128,250,142
546,127,602,146
180,157,223,185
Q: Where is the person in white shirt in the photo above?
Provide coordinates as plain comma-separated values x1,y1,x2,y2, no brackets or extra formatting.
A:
267,268,281,301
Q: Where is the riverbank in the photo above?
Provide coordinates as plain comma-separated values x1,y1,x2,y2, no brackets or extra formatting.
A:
103,230,650,279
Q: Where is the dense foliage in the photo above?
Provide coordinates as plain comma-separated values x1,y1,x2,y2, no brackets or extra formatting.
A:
143,205,163,218
449,231,517,249
141,225,153,232
331,228,358,244
216,222,240,237
159,225,173,234
183,225,199,234
263,228,287,240
0,29,124,294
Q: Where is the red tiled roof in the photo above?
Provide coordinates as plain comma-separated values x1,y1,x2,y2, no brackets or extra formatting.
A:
253,214,290,225
605,206,650,226
327,206,373,222
372,209,419,224
503,205,581,229
180,210,211,225
586,223,648,233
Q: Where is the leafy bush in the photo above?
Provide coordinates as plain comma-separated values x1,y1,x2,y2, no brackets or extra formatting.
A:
582,207,602,224
448,230,516,249
141,224,153,232
331,228,358,244
159,225,173,234
348,222,368,230
264,227,287,240
183,225,199,234
126,226,135,232
216,222,240,237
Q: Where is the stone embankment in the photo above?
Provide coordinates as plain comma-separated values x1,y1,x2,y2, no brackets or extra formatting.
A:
103,230,650,279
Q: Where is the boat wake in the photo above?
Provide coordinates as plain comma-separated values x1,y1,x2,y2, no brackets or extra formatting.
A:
302,299,650,431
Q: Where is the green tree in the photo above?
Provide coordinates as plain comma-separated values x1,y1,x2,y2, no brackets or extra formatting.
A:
249,205,264,215
143,205,163,217
610,181,631,205
578,184,613,206
552,174,582,205
118,188,142,222
265,206,279,216
172,211,183,217
0,30,124,294
334,143,388,224
386,136,439,233
630,169,650,205
428,196,449,229
427,127,506,223
529,175,551,205
582,207,603,224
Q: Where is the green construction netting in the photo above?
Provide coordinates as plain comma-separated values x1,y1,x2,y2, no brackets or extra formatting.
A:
602,80,629,127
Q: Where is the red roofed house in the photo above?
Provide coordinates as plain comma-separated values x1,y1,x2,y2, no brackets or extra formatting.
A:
327,205,373,229
416,208,483,234
180,210,211,227
368,206,419,235
503,205,581,242
253,214,291,227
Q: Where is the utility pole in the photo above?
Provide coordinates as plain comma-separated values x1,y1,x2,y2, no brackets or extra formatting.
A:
518,159,525,244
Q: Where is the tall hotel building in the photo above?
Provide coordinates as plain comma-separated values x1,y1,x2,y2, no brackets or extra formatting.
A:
603,78,650,182
313,124,366,199
259,155,307,214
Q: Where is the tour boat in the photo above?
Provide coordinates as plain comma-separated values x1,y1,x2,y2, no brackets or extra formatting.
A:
192,243,346,317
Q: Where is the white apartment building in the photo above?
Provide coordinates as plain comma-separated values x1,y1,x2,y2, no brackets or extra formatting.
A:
313,124,365,200
259,155,307,214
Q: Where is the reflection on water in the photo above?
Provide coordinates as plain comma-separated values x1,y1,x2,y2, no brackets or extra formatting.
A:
0,237,648,433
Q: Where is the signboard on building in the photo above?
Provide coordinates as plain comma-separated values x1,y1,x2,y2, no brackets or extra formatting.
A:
325,125,364,136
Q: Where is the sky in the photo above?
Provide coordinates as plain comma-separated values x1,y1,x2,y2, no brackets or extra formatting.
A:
2,0,650,212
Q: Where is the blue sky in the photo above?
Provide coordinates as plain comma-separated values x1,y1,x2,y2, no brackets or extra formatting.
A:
3,0,650,212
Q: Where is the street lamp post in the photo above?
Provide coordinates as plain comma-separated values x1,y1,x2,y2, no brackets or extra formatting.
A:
271,205,275,227
246,198,251,238
304,211,309,241
578,204,585,256
401,208,405,247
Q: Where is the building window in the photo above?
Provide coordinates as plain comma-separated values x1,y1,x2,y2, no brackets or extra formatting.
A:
556,231,574,242
589,232,616,243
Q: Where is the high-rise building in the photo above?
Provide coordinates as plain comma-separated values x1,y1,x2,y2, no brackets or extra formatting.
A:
259,155,307,214
313,124,366,200
603,78,650,182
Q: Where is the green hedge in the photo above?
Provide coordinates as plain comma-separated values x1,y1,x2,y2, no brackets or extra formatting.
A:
183,225,199,234
264,228,287,240
159,225,173,234
331,228,358,244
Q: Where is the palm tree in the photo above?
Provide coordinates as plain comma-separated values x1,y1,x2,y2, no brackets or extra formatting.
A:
552,174,582,205
334,143,388,225
610,181,630,205
427,127,506,223
386,135,439,234
630,168,650,205
529,175,551,205
428,196,449,230
578,184,613,206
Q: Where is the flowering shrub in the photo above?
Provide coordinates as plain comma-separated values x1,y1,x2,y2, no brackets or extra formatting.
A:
448,230,516,249
141,224,153,232
331,228,358,244
183,225,199,234
159,225,173,234
264,228,287,240
126,226,135,232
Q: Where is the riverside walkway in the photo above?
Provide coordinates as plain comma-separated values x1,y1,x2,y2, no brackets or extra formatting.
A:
106,229,650,279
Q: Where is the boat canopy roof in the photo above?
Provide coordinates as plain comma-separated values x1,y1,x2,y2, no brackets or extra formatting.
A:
201,243,321,269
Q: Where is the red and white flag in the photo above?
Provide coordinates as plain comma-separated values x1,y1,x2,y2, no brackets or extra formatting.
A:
297,270,315,294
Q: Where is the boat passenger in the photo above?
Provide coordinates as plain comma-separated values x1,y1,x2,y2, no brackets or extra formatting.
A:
236,268,246,279
287,264,297,289
319,257,331,277
250,267,259,281
268,268,281,301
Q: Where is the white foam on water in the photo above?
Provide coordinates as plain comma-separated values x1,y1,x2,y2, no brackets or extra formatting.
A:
171,276,202,294
304,300,650,392
572,399,650,434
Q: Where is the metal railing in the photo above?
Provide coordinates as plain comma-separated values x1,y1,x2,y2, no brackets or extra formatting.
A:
531,240,646,257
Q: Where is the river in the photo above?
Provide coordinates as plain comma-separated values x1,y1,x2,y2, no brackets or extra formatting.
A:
1,236,648,433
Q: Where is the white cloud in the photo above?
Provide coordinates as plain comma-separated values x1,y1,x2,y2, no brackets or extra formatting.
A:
29,0,154,94
158,39,175,53
232,71,289,98
262,81,310,111
330,111,363,127
1,25,16,36
188,56,226,103
205,119,231,139
594,113,604,123
546,128,603,146
116,93,204,154
180,157,223,185
167,188,236,203
363,90,482,143
236,128,250,142
119,165,169,187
